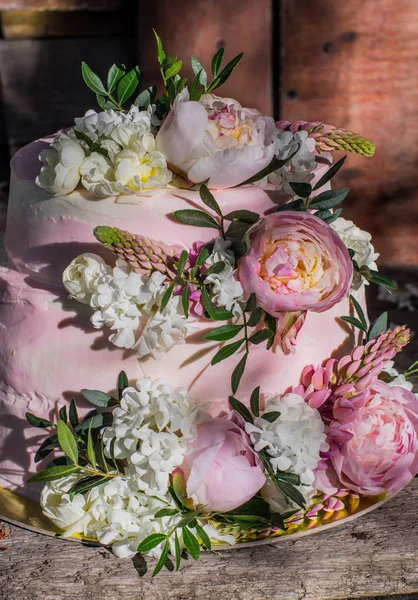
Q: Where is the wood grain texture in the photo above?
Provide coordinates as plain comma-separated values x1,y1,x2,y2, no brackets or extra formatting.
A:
0,478,417,600
0,38,134,154
280,0,418,265
136,0,273,116
0,0,123,10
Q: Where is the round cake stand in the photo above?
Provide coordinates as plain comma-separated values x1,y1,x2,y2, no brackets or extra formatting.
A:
0,484,407,550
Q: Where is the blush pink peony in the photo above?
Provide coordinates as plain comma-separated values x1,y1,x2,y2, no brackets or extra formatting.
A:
237,211,352,315
332,381,418,495
155,90,275,189
181,415,266,512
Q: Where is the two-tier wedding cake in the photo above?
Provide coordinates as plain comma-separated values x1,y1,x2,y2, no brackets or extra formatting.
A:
0,35,416,573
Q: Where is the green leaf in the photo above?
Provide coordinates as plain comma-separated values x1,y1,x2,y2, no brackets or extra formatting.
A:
196,245,211,266
273,478,306,509
207,52,244,92
189,69,204,101
134,85,157,108
340,315,368,332
289,182,312,198
182,284,190,318
247,307,263,328
87,423,96,469
245,293,257,313
165,60,183,80
199,184,222,216
365,269,398,290
211,48,224,78
262,411,281,423
81,62,107,96
250,386,260,417
309,188,350,209
77,411,113,432
26,413,53,429
117,68,140,106
211,340,244,365
236,148,300,187
69,475,104,497
28,464,78,483
174,209,220,230
174,508,202,530
118,371,129,401
276,198,306,212
57,420,78,464
183,527,200,560
314,209,332,221
264,313,277,350
313,156,347,191
59,406,67,423
171,469,195,511
229,396,254,424
349,294,368,329
174,530,181,571
69,399,79,428
160,282,175,311
204,324,243,342
205,261,226,276
153,30,166,64
96,94,118,111
368,312,388,341
137,533,167,554
249,329,273,345
201,287,233,321
321,208,343,224
191,55,207,87
223,209,259,224
34,434,58,463
152,540,170,577
81,389,117,408
177,250,189,276
231,352,248,394
196,524,211,550
226,220,251,239
107,63,125,93
154,508,179,518
275,471,301,485
270,512,285,530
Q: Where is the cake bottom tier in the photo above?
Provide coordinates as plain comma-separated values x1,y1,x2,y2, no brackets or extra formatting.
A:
0,264,364,499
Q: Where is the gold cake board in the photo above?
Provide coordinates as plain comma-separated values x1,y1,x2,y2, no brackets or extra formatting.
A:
0,484,404,550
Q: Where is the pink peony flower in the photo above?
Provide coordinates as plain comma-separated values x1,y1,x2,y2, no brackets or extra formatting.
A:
181,414,266,512
237,211,352,316
331,381,418,495
156,90,275,189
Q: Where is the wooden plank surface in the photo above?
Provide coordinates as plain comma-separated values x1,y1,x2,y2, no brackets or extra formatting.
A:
280,0,418,266
136,0,273,117
0,269,417,600
0,479,417,600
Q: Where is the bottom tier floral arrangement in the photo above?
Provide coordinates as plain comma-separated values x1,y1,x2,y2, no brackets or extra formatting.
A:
0,33,417,576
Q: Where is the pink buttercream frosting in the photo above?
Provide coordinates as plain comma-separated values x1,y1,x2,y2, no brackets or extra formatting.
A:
0,138,365,499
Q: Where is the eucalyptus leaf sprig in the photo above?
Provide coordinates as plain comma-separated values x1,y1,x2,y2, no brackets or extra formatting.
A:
25,372,129,496
227,392,306,512
341,295,390,343
82,62,142,111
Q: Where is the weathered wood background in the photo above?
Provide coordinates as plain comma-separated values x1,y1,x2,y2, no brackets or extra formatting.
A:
0,0,417,265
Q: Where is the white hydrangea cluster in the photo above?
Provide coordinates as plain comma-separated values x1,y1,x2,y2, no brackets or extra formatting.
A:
267,129,317,195
37,105,172,198
204,238,244,316
40,380,231,559
331,217,379,290
102,377,208,495
63,254,193,360
245,392,328,486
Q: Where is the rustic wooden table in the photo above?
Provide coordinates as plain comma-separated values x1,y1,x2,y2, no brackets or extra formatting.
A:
0,269,417,600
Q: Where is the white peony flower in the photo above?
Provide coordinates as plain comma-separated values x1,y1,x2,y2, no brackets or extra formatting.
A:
62,253,111,304
331,217,379,290
204,238,244,316
36,135,85,196
156,89,275,189
245,393,328,486
267,129,316,194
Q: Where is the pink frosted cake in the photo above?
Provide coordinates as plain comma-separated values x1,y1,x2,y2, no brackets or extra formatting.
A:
0,37,416,571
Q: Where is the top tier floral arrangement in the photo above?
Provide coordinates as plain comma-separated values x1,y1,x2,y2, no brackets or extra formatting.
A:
29,32,418,576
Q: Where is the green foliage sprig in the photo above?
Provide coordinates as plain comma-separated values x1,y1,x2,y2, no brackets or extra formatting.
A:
341,295,390,343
